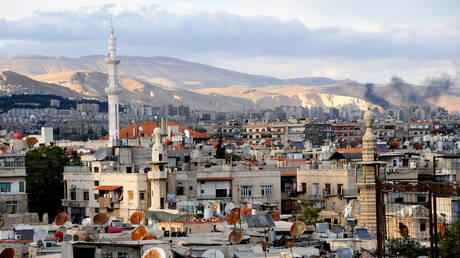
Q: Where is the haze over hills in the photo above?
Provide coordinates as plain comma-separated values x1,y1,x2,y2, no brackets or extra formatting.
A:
0,55,459,112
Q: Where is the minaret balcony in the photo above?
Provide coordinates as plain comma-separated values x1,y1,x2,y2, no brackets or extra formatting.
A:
105,57,120,64
148,170,167,180
105,88,121,95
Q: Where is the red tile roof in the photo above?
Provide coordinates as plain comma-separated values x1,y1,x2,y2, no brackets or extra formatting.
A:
101,121,210,140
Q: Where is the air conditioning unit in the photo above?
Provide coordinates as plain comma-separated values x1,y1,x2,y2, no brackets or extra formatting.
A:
15,234,22,240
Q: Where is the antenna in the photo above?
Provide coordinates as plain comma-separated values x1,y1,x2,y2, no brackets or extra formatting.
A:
0,248,14,258
290,221,306,237
131,225,148,240
130,211,144,225
93,213,109,225
54,212,68,226
94,148,107,161
228,230,244,245
142,247,166,258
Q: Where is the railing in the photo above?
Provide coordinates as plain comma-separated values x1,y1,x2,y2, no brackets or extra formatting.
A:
197,194,231,200
148,170,167,179
64,166,90,173
61,199,88,207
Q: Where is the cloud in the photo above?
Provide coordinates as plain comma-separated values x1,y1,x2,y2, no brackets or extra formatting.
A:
0,5,458,60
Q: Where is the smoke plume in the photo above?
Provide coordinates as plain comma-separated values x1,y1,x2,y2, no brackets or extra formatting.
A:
364,83,390,109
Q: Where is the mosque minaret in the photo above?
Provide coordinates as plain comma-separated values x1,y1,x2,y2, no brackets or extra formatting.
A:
105,23,121,147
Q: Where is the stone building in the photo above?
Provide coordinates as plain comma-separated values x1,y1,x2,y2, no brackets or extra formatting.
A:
0,153,28,214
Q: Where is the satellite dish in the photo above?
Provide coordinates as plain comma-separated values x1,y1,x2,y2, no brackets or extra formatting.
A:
93,213,109,225
0,248,15,258
142,247,166,258
131,225,148,241
143,234,157,240
190,150,200,160
225,202,235,213
81,218,92,226
33,227,48,245
202,249,225,258
184,130,190,138
54,212,68,226
228,230,244,245
139,126,143,132
225,208,241,225
0,219,4,228
267,211,280,221
130,211,145,225
63,234,73,242
290,221,306,236
0,130,7,136
94,148,107,161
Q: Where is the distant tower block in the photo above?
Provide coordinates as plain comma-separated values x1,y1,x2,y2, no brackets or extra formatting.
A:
105,23,121,147
148,128,168,210
357,108,378,232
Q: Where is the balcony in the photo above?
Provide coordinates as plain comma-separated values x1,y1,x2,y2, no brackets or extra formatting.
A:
64,166,90,173
98,197,120,209
197,194,231,200
61,199,89,208
148,170,167,180
0,168,26,177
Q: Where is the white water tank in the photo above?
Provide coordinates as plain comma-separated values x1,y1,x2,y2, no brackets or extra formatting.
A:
204,207,213,220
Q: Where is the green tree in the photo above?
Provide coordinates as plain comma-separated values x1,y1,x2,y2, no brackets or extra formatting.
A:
386,236,428,257
26,146,74,222
439,220,460,258
295,201,321,225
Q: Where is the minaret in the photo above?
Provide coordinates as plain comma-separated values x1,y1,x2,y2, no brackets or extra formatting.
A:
148,128,168,210
105,22,121,147
357,108,378,231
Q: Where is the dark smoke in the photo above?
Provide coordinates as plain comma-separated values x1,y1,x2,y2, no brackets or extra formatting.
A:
388,76,422,104
422,73,456,102
364,83,390,109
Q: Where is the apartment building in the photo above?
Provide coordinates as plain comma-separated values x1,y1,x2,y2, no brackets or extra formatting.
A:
0,153,28,214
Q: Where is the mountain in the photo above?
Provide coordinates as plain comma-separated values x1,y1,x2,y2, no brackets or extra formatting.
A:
31,70,256,111
0,55,348,90
1,55,459,112
0,71,83,98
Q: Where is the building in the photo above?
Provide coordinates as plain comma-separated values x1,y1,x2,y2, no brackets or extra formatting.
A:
105,23,121,147
0,154,28,214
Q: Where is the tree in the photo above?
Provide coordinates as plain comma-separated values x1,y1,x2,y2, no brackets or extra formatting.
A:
439,220,460,258
26,146,75,222
386,236,428,257
295,201,321,225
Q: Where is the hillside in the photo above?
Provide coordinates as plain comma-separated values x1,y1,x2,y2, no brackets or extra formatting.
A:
0,55,346,90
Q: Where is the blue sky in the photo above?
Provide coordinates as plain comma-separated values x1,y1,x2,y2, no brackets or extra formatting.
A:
1,0,459,84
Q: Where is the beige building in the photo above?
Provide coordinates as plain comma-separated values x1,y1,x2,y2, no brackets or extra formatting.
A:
0,154,28,214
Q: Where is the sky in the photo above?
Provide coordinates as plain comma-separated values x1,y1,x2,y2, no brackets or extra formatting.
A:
1,0,459,84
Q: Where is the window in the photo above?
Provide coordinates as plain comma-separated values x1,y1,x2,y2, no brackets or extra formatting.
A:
95,208,99,213
19,182,25,192
189,186,193,191
241,185,253,197
312,183,319,195
216,189,227,198
101,252,114,258
420,223,426,232
93,167,99,173
261,185,273,197
83,191,89,201
94,181,99,187
94,193,99,200
337,184,343,195
117,252,129,258
128,191,134,201
201,189,204,194
0,182,11,193
139,191,146,202
176,182,184,196
126,167,132,173
324,184,331,195
301,183,307,193
6,201,18,214
417,195,427,203
70,190,76,200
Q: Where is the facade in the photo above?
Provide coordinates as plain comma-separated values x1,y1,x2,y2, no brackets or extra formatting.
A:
0,154,28,214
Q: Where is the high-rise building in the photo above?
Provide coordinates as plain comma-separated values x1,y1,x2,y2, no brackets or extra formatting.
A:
105,23,121,147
